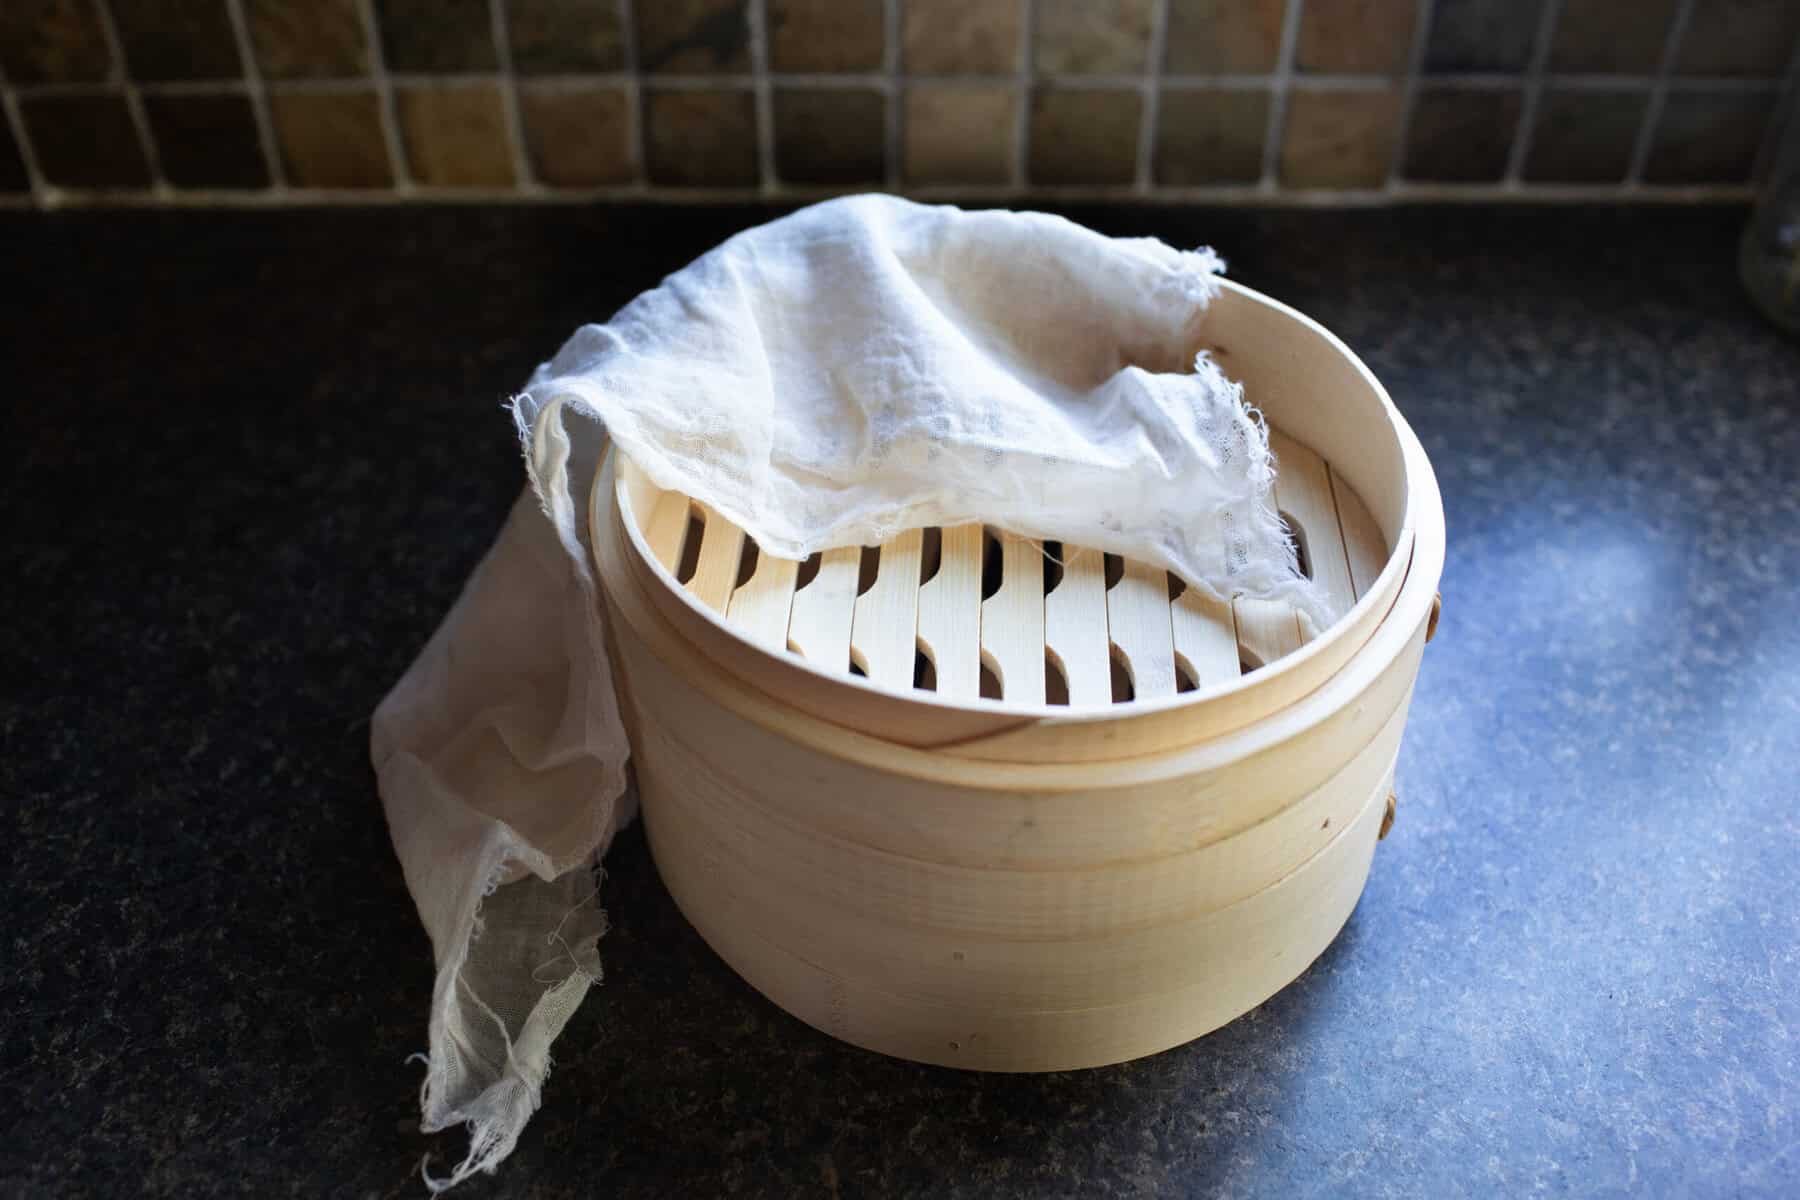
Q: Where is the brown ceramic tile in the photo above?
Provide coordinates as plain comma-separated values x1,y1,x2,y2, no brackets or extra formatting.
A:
1677,0,1800,77
1424,0,1546,73
519,84,634,186
377,0,496,73
1028,88,1139,185
769,0,882,72
1035,0,1153,75
246,0,368,79
0,0,111,84
1643,91,1771,183
1549,0,1676,74
509,0,625,73
0,117,29,192
903,0,1021,74
1521,88,1645,183
1297,0,1416,74
774,88,885,185
1402,87,1520,182
903,83,1015,185
112,0,241,81
1279,87,1402,188
635,0,750,73
1165,0,1286,73
644,89,757,186
20,93,149,189
395,83,515,187
1154,87,1268,184
269,89,394,188
142,92,269,188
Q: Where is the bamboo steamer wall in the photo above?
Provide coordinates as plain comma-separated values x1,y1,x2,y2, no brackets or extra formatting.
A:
589,281,1446,1071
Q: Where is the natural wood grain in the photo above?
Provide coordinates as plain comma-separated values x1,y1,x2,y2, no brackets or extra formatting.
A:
727,542,799,652
1270,428,1357,625
648,764,1391,1015
684,502,745,614
851,529,925,688
979,531,1045,704
1043,546,1111,706
1170,582,1240,688
1233,596,1303,672
1107,558,1177,700
787,545,861,670
639,693,1412,945
1331,463,1387,602
917,524,984,700
651,779,1381,1071
643,488,691,572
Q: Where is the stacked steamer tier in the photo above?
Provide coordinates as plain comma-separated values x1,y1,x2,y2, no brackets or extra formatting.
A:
590,278,1445,1071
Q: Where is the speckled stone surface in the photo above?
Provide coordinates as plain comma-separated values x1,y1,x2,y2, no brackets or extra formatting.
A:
2,204,1797,1197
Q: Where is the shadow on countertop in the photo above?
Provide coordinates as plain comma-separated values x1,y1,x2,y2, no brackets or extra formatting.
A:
2,202,1796,1198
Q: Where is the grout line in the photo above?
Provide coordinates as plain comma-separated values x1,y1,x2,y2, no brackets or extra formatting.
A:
1154,74,1277,91
1135,0,1171,193
259,76,430,96
10,180,1759,211
1258,0,1305,193
489,0,539,191
1013,0,1036,188
1385,0,1436,187
6,70,1791,101
1,84,53,207
1504,0,1566,186
461,70,636,91
108,77,253,96
90,0,168,196
357,0,411,190
387,69,537,87
748,0,777,190
884,0,901,189
575,73,744,90
1231,72,1396,91
0,53,54,205
9,79,218,96
618,0,647,185
1661,75,1786,93
1626,0,1695,187
223,0,285,189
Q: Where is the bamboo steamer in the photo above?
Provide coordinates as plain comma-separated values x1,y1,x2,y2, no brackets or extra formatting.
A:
588,278,1446,1071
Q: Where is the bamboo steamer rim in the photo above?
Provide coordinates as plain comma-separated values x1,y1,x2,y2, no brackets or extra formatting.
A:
591,420,1443,793
589,278,1443,765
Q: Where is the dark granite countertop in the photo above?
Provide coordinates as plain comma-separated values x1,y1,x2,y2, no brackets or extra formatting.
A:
4,203,1797,1198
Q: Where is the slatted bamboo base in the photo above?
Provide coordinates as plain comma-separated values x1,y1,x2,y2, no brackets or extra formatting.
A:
630,427,1385,708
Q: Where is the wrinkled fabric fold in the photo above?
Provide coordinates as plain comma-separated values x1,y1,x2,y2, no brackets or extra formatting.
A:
373,492,631,1191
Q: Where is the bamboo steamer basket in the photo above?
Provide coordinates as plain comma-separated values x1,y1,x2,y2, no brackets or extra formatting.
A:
589,278,1445,1071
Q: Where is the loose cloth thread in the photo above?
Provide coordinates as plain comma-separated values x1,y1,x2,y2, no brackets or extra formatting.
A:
372,196,1329,1189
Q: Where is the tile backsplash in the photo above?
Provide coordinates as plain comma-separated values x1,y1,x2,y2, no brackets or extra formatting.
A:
0,0,1794,207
